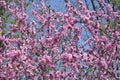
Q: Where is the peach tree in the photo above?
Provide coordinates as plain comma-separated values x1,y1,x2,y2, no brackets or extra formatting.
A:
0,0,120,80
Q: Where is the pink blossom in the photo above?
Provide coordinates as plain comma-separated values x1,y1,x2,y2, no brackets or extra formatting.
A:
46,37,53,43
48,64,54,68
20,55,27,61
41,57,46,63
106,4,113,13
31,10,37,15
0,1,6,8
100,58,108,69
0,55,3,65
44,55,52,63
116,23,120,31
0,0,119,79
61,53,73,62
0,17,2,27
6,50,20,58
77,0,83,5
100,35,107,41
113,12,119,18
52,47,59,54
73,53,79,60
55,71,61,78
39,37,45,45
105,42,112,50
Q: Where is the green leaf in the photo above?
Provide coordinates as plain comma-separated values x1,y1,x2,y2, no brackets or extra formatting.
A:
12,20,17,25
6,18,17,25
14,0,18,3
116,0,120,3
110,0,120,5
118,73,120,77
30,0,33,2
5,0,8,2
2,29,7,35
108,21,113,27
6,18,13,22
1,16,6,20
12,66,17,70
24,2,29,9
108,21,117,30
33,69,39,74
99,28,104,35
12,31,21,38
3,77,7,80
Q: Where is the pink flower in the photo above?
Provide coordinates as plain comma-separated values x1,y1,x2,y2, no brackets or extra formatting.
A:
106,4,113,13
27,69,34,76
52,47,59,54
77,0,83,5
46,37,53,43
116,59,120,69
48,64,54,68
39,37,45,45
49,72,54,79
98,0,104,3
100,35,107,41
20,55,27,61
105,42,112,50
82,53,88,61
73,54,79,61
37,15,45,22
0,17,2,27
60,72,65,78
68,71,73,77
74,67,79,73
44,55,52,63
41,58,46,63
113,12,119,18
0,55,3,65
6,50,20,58
0,1,6,8
116,23,120,31
0,0,119,79
55,71,61,78
31,10,37,15
61,53,73,62
100,58,108,69
32,2,38,8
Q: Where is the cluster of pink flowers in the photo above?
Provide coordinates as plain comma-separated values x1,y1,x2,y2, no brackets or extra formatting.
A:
0,0,120,79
